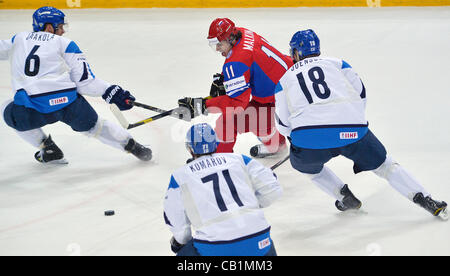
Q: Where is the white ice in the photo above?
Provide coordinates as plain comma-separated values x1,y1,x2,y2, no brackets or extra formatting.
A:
0,7,449,256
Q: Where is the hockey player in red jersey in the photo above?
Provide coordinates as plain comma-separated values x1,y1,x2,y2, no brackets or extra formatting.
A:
178,18,293,157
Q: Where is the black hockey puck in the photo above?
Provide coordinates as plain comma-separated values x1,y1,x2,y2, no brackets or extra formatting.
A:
104,210,115,216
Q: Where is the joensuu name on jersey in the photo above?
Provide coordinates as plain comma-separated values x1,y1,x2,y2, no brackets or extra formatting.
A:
26,32,55,42
188,156,228,173
290,57,321,71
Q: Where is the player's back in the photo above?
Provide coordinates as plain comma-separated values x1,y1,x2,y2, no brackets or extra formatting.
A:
8,31,79,113
168,152,281,255
224,28,293,103
280,56,367,126
11,31,76,94
171,153,271,242
276,56,368,149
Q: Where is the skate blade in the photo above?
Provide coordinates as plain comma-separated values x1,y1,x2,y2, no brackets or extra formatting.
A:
437,207,449,221
43,158,69,165
253,151,286,159
335,201,366,214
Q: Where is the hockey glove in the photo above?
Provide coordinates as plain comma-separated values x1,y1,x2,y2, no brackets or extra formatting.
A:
209,73,226,98
178,97,206,119
102,85,135,111
170,237,184,254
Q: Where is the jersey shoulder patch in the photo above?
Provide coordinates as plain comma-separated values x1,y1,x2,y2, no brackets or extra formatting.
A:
241,154,252,165
65,41,82,54
341,60,352,69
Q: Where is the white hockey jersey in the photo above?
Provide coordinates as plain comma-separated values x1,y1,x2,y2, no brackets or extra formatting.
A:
0,31,109,113
164,153,282,255
274,56,368,149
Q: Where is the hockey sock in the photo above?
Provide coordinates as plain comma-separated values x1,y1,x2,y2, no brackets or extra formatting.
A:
372,156,430,201
83,118,132,151
16,128,47,148
306,166,346,201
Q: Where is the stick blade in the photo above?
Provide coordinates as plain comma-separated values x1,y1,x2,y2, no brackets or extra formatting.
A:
110,104,130,129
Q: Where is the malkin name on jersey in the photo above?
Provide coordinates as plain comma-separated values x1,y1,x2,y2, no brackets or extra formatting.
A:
189,156,227,173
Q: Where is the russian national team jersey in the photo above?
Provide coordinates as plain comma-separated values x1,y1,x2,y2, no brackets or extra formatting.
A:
0,31,109,113
163,153,282,256
274,56,368,149
222,28,293,104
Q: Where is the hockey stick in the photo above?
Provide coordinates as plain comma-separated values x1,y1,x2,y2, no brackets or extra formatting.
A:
111,96,214,129
110,104,180,129
127,97,212,119
126,100,187,120
126,100,168,113
270,155,290,171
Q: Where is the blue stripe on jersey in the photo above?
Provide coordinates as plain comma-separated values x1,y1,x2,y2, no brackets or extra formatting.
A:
241,154,252,165
342,60,352,69
11,35,16,44
87,63,95,78
193,227,272,256
274,82,283,94
290,125,369,149
14,88,78,114
65,41,83,54
168,175,179,189
250,62,277,98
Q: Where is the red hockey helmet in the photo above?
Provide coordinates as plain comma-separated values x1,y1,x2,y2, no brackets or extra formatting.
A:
207,18,236,42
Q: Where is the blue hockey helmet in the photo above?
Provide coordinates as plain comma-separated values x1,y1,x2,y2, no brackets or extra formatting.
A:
185,123,218,155
32,6,66,32
289,29,320,60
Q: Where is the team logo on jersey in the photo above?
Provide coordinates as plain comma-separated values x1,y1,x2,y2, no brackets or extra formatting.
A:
258,238,271,250
224,76,246,92
49,96,69,106
340,132,358,139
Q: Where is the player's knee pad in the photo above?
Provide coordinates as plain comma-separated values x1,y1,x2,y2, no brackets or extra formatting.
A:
84,118,104,138
83,118,131,150
372,156,399,179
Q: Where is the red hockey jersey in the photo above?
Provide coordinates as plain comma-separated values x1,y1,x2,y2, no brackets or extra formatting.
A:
206,27,293,113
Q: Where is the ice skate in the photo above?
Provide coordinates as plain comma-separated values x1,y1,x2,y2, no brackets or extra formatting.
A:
250,142,287,159
34,135,68,164
125,139,152,161
413,193,448,220
335,184,362,211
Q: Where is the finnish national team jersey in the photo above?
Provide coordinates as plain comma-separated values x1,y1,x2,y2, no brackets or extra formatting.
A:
0,31,109,113
274,56,368,149
164,153,282,256
222,27,293,104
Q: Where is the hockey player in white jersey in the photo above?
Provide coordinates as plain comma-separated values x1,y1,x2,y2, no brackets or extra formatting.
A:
274,29,447,220
0,7,152,164
164,123,282,256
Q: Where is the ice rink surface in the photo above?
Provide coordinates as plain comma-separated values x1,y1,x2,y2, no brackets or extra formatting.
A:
0,7,449,256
